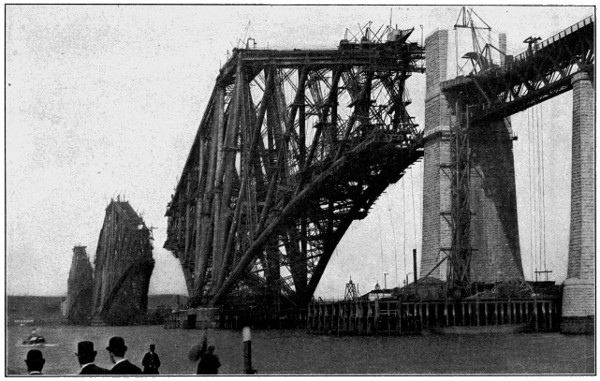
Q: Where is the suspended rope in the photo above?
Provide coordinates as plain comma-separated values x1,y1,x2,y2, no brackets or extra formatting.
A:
540,104,547,273
485,33,522,54
535,105,542,277
377,208,384,276
527,107,536,279
537,104,547,274
535,105,542,275
385,193,399,285
526,103,549,281
410,168,417,247
410,168,417,278
402,179,407,283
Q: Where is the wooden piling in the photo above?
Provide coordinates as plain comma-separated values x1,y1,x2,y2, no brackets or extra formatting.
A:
494,302,498,325
533,297,539,332
397,300,402,335
484,301,488,325
541,301,547,331
444,302,449,327
476,297,480,326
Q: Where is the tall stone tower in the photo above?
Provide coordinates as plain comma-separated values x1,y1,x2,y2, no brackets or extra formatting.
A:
420,29,523,284
421,29,452,280
562,71,595,334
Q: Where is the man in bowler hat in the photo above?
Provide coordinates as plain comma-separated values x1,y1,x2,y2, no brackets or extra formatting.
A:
25,349,45,375
106,336,142,374
75,341,109,374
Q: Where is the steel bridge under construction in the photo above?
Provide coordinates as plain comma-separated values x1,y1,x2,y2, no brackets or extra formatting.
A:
164,26,425,309
165,12,594,335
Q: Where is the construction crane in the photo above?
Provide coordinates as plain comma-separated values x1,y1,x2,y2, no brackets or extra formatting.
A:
453,7,494,74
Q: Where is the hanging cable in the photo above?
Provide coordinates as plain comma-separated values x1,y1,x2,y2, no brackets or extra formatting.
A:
537,105,544,276
410,168,417,246
531,108,540,280
410,168,417,279
377,208,384,276
535,105,541,275
540,104,547,274
527,107,535,280
385,193,399,285
402,178,407,283
536,105,542,279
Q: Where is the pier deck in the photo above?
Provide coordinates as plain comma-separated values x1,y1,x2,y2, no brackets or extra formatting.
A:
307,297,561,335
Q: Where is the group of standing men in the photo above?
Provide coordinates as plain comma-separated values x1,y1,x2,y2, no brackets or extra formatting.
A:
24,336,161,375
24,335,221,375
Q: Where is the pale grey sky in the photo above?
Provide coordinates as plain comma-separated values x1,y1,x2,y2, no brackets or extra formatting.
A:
5,5,593,298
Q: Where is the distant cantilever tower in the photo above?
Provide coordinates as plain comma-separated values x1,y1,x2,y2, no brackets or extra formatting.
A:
420,27,523,285
64,246,94,325
91,199,155,325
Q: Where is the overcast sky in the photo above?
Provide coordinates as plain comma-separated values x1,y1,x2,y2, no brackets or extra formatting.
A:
5,4,593,298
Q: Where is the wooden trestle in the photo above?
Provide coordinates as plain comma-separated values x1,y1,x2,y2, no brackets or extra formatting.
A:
307,297,561,335
164,30,426,308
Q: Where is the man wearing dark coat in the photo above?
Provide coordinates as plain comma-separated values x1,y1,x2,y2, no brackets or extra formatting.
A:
75,341,109,375
25,349,45,375
106,336,142,374
197,345,221,374
141,344,161,374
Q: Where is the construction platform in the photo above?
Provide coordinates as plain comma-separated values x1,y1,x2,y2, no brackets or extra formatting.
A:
306,297,561,335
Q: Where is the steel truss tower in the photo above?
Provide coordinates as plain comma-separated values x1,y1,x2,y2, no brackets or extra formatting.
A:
165,29,425,308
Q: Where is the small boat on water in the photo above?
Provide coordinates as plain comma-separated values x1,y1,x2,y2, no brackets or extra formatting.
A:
18,329,56,347
16,338,58,348
21,336,45,345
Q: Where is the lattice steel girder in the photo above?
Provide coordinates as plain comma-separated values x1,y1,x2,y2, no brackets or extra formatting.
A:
218,47,425,86
447,102,473,297
441,15,594,122
165,40,425,308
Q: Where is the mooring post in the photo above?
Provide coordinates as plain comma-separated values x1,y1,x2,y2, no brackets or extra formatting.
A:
243,326,257,374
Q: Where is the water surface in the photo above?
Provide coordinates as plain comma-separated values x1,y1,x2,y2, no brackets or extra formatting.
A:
6,325,594,375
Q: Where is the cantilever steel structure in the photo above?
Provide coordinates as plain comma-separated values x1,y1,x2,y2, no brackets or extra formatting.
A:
165,29,425,308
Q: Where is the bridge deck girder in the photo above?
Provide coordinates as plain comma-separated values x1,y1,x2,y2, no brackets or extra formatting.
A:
442,15,594,122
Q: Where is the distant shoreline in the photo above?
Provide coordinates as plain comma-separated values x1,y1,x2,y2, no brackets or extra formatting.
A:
6,294,188,327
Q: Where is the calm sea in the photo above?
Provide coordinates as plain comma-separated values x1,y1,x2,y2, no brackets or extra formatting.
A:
6,325,595,375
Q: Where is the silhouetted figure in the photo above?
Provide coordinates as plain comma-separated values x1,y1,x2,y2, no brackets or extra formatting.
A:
106,336,142,374
75,341,109,374
197,345,221,374
25,349,45,375
141,344,161,374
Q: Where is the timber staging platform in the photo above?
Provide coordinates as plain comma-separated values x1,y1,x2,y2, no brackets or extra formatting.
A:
306,297,561,335
165,296,561,334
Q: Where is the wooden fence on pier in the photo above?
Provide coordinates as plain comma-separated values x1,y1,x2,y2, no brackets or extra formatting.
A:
307,297,561,335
